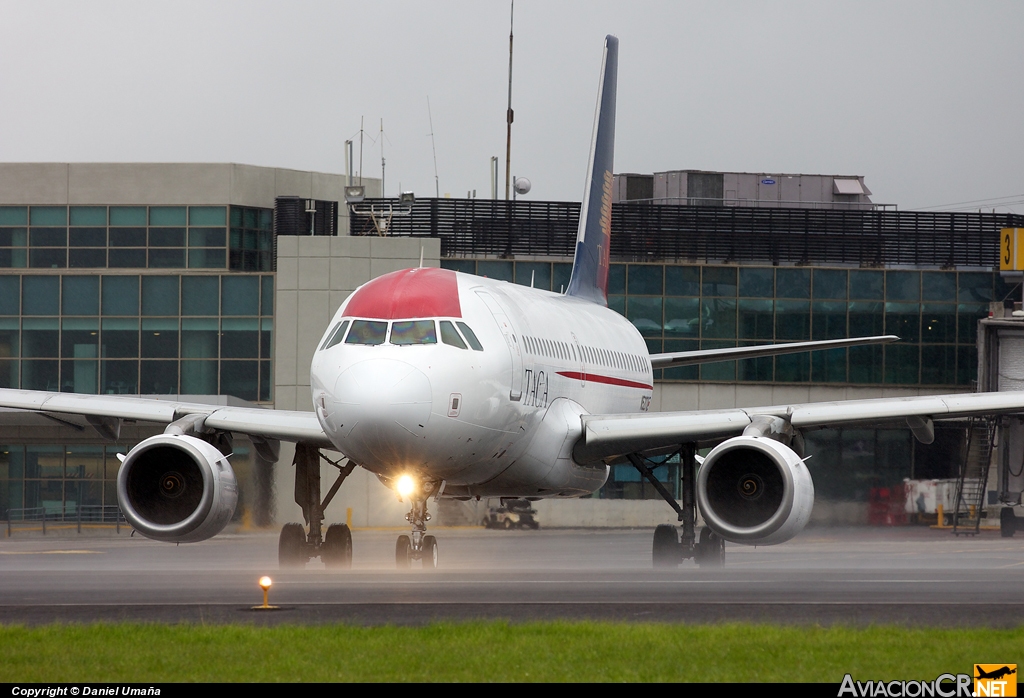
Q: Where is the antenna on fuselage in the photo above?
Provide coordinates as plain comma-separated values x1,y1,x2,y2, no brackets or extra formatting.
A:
530,270,535,288
418,245,424,268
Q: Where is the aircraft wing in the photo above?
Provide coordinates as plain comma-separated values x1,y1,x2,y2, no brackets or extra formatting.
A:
574,390,1024,462
0,388,332,447
649,335,899,368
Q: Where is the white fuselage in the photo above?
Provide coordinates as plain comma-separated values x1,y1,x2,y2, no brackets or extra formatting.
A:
308,269,653,498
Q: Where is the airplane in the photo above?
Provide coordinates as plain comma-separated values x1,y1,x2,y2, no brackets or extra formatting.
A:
2,34,1024,570
975,666,1017,681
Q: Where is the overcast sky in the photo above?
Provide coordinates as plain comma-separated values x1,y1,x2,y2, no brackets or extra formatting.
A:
1,1,1021,212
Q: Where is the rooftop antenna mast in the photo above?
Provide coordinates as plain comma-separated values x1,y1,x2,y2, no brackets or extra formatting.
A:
504,0,514,200
427,96,440,198
380,118,386,196
344,140,353,186
359,116,364,186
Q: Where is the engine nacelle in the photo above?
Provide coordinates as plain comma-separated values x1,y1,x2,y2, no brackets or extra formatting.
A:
696,435,813,546
116,433,238,543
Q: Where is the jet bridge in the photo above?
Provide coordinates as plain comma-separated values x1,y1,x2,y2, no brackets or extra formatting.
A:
976,305,1024,536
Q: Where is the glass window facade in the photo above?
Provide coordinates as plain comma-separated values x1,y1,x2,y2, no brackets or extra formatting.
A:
0,205,259,271
593,425,961,502
441,259,1002,387
0,444,118,521
229,206,274,272
0,442,256,524
0,274,272,402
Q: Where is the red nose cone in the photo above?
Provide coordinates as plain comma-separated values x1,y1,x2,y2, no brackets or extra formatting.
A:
343,268,462,319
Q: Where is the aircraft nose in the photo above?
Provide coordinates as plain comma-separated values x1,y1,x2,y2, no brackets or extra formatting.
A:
329,359,433,466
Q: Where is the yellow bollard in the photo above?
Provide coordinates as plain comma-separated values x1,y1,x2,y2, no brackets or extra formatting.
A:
347,507,353,529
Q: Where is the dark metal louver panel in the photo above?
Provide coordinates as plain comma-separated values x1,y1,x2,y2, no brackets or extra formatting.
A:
275,197,338,237
349,198,1023,268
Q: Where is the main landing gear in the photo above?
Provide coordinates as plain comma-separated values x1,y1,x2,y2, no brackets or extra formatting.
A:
628,444,725,568
395,477,440,569
279,443,357,570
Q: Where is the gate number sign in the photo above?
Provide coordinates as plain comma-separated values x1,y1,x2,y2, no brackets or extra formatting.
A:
1000,228,1024,271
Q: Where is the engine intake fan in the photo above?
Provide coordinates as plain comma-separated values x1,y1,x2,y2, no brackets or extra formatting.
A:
117,433,238,543
696,435,813,545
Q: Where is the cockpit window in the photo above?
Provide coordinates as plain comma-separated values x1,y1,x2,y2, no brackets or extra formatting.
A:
439,320,467,349
345,319,388,345
391,320,437,345
456,322,483,351
320,320,349,351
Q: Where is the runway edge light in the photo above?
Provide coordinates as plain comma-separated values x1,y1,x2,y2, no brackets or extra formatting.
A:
252,575,279,611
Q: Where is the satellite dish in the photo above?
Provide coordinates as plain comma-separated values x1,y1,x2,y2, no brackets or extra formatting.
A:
514,177,532,195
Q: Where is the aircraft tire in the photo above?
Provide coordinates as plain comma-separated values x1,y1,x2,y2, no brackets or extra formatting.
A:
423,535,439,569
1000,508,1017,538
652,524,679,568
323,523,353,569
396,535,412,568
697,527,725,567
278,523,306,569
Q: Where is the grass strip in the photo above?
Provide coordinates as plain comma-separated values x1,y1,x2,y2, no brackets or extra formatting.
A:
2,621,1021,682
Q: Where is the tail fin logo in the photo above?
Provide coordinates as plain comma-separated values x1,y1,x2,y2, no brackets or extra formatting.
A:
565,34,618,306
597,169,613,294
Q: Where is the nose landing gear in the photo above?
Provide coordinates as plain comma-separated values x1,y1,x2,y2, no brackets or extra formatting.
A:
395,481,441,569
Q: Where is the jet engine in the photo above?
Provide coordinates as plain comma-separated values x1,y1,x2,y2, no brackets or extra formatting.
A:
116,433,238,543
695,435,813,545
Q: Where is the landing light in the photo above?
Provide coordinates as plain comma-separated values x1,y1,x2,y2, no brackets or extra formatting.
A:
397,474,416,499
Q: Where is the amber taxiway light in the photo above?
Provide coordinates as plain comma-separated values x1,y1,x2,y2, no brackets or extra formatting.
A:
252,575,278,610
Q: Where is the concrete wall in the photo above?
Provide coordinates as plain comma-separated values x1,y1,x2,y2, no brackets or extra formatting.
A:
530,498,873,529
627,170,874,208
0,164,381,232
451,496,872,529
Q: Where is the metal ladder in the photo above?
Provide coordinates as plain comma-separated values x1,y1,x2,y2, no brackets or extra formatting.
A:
953,417,995,536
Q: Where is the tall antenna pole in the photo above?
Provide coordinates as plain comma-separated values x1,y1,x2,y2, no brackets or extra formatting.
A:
359,116,364,186
504,0,514,200
344,140,352,186
380,118,386,196
490,156,498,199
427,96,440,198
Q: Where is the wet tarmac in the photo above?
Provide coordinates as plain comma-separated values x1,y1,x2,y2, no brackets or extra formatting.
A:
1,526,1022,626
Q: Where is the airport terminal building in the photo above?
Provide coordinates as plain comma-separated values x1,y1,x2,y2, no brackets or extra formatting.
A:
1,163,1021,528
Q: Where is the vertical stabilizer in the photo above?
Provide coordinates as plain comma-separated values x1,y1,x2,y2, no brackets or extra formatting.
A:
565,34,618,306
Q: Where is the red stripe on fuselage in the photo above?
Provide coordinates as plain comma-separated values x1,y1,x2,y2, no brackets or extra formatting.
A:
556,371,652,390
343,267,462,319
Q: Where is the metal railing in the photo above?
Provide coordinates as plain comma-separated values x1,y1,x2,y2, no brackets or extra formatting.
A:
6,505,127,536
349,198,1024,268
624,196,896,212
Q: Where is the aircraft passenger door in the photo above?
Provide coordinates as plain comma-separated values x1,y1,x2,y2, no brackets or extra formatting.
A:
571,332,586,387
476,290,524,401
